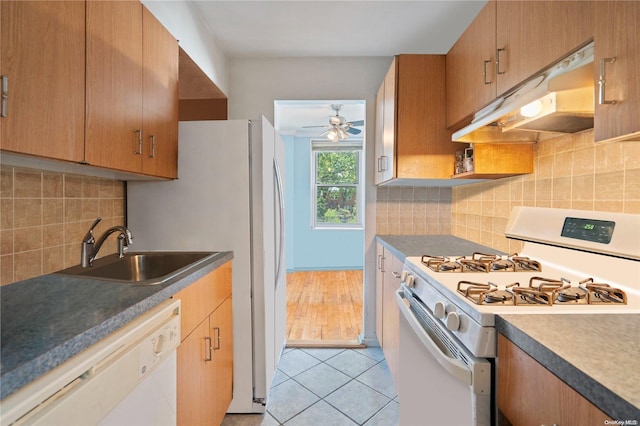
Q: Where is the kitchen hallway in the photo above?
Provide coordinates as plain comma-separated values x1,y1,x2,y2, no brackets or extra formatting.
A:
222,347,398,425
285,270,364,345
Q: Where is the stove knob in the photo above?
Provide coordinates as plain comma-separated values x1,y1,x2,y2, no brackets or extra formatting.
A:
405,275,414,287
401,271,408,281
434,301,446,319
446,312,460,331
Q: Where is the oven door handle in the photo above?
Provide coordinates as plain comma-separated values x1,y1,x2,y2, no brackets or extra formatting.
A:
395,290,472,386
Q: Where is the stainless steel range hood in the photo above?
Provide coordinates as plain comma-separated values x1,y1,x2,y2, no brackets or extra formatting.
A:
452,42,595,143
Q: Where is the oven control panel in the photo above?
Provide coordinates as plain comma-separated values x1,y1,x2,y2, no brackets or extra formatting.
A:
561,217,615,244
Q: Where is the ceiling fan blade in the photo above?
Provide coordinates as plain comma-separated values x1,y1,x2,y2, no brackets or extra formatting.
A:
346,127,361,135
302,125,330,129
348,120,365,126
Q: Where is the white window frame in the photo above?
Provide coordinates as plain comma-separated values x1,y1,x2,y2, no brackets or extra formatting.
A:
310,140,364,230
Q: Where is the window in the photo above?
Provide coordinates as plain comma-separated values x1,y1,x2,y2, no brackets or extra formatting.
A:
311,140,363,229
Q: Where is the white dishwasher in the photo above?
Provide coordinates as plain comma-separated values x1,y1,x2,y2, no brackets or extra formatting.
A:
1,299,181,426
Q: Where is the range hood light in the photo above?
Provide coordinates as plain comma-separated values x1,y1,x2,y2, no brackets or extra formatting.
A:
520,99,543,118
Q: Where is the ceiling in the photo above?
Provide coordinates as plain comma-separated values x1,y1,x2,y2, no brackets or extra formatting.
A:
190,1,487,58
188,0,486,136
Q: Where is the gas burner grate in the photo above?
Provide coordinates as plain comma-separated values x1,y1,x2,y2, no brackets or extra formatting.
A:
580,278,627,304
422,252,542,273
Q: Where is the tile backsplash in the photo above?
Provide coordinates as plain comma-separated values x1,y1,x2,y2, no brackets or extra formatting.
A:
376,186,452,235
452,131,639,253
376,130,639,254
0,166,126,285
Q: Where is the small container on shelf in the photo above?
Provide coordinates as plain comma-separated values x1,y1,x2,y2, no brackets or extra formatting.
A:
463,146,474,173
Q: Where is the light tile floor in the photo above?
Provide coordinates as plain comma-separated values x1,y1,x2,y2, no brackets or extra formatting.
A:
222,347,399,426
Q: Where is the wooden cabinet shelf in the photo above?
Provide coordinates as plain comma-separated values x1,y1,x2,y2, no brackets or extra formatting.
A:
451,143,533,179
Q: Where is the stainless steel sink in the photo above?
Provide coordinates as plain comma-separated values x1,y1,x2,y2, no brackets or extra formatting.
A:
54,251,217,285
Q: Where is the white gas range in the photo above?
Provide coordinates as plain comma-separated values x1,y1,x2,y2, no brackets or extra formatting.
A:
395,207,640,425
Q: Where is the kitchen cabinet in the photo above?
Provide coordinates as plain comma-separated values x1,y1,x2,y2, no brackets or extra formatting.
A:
593,1,640,143
174,261,233,426
446,1,496,129
497,334,611,426
495,1,593,97
0,1,85,162
374,55,461,185
375,243,403,388
446,1,593,128
85,1,178,179
451,143,533,180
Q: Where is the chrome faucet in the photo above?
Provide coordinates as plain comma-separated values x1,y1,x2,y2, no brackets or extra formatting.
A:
81,217,133,267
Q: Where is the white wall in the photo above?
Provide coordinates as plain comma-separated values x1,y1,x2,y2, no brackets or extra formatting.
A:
228,56,392,346
142,0,230,95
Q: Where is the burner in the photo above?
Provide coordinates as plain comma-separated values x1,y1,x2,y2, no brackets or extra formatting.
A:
511,255,542,272
580,278,627,304
507,286,553,306
457,281,518,305
421,255,462,273
490,258,515,271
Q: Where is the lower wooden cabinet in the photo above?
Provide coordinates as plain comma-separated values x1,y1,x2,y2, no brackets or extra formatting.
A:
375,243,403,388
497,334,611,425
174,261,233,426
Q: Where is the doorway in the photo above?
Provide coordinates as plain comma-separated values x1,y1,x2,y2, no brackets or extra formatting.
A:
274,100,366,347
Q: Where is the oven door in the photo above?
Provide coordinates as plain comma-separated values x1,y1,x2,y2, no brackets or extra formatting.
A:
396,288,492,426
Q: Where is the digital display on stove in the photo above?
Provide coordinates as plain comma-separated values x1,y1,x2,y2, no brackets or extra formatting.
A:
561,217,615,244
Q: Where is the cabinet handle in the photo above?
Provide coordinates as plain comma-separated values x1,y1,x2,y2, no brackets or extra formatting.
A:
213,327,221,350
134,129,143,155
598,57,617,105
496,48,506,75
148,135,156,158
379,255,386,272
483,60,492,84
378,155,388,172
1,76,7,117
204,336,213,362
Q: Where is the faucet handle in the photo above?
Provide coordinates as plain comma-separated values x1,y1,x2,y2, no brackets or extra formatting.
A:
83,217,102,243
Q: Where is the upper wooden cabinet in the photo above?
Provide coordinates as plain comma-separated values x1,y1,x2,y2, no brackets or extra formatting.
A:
375,55,460,185
0,1,85,162
495,1,593,96
447,1,593,128
141,7,179,178
86,1,178,179
446,1,496,129
593,1,640,143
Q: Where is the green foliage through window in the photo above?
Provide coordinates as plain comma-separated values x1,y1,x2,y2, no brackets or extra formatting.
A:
313,146,362,227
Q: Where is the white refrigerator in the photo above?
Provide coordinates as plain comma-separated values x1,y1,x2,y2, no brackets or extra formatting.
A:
127,117,286,413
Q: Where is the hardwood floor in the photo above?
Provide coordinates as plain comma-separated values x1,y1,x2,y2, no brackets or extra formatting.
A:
286,270,363,347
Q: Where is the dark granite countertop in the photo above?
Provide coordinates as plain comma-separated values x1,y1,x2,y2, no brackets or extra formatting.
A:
0,251,233,400
376,235,504,261
497,314,640,421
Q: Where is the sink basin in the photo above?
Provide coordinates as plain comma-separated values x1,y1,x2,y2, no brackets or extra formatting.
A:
55,251,217,285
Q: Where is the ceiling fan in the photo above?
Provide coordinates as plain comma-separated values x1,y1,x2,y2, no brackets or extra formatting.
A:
303,104,364,141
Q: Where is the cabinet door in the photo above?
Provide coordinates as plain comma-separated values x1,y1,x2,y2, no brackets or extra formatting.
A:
593,1,640,143
496,1,593,95
498,335,610,425
177,318,215,426
446,1,496,128
374,80,386,185
0,1,85,162
141,6,179,178
375,243,384,344
210,296,234,426
396,55,456,179
381,261,399,388
381,58,396,183
85,1,143,173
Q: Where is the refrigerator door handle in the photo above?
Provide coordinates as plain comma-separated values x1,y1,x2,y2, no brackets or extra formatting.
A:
274,158,285,288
